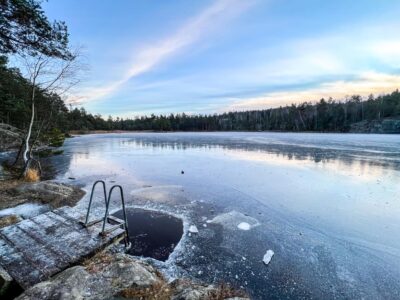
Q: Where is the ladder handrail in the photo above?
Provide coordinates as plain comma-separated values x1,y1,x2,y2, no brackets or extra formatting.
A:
101,184,131,248
84,180,108,225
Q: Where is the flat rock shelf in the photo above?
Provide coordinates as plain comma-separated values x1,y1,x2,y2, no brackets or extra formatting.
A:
0,206,126,289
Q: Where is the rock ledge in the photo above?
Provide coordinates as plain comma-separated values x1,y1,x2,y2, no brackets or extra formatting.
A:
17,252,249,300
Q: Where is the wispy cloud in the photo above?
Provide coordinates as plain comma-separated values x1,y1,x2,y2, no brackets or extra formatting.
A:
206,21,400,112
69,0,255,105
225,72,400,111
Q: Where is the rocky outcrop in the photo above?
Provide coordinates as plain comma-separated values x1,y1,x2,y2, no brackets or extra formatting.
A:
0,124,23,151
17,253,160,300
17,252,249,300
14,181,85,208
350,118,400,133
0,180,85,210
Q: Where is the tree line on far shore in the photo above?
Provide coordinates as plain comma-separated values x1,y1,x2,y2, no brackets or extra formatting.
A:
53,90,400,132
66,91,400,132
2,60,400,133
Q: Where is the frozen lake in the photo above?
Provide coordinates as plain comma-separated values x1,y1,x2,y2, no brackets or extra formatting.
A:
54,132,400,299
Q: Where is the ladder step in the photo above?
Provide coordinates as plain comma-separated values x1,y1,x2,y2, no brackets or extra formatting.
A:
100,224,124,236
84,181,130,249
79,218,103,227
106,215,124,225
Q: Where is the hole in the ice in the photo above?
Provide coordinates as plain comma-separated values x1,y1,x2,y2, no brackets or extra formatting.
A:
112,208,183,261
0,280,23,299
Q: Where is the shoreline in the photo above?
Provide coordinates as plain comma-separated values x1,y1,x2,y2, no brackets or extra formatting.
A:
0,152,249,299
0,176,249,300
69,129,399,135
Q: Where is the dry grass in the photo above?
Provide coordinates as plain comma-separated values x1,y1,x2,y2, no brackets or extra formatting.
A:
119,281,173,300
24,168,40,182
0,179,27,210
0,215,20,228
120,280,248,300
84,251,172,299
83,251,115,274
207,283,249,300
0,179,21,191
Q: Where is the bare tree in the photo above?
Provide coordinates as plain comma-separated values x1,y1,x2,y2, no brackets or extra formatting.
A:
17,49,83,177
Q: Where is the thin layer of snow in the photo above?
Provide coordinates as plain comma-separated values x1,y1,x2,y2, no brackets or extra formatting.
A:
208,211,260,230
237,222,251,230
263,250,274,265
0,203,48,219
188,225,199,233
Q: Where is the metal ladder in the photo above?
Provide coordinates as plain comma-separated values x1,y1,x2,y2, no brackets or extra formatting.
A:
82,180,131,250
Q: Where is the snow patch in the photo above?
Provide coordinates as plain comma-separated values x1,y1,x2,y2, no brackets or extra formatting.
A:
237,222,251,230
263,250,274,265
188,225,199,233
0,203,49,219
208,211,260,230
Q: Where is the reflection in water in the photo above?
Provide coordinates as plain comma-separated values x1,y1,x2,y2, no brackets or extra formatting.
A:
59,134,400,231
116,134,400,176
59,132,400,190
125,137,398,164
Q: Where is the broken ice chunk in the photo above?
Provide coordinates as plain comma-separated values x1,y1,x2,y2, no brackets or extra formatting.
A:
237,222,251,230
208,211,260,230
189,225,199,233
263,250,274,265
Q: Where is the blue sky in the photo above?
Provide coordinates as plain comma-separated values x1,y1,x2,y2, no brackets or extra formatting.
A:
43,0,400,117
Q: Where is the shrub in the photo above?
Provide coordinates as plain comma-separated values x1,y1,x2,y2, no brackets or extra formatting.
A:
24,168,40,182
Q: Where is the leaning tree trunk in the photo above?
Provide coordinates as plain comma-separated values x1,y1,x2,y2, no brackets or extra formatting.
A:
22,86,38,176
29,117,47,158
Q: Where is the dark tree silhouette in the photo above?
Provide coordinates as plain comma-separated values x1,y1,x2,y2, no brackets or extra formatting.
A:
0,0,71,58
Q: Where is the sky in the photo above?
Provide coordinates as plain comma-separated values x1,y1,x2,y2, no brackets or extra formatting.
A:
43,0,400,117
